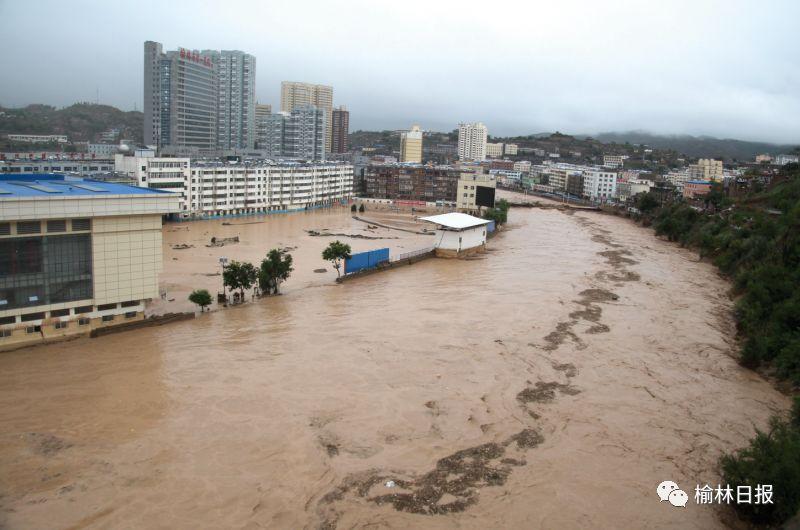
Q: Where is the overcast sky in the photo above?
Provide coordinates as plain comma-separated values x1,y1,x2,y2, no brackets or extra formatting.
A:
0,0,798,143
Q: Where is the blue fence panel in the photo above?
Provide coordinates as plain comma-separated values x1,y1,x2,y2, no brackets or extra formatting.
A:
486,220,496,233
345,247,390,274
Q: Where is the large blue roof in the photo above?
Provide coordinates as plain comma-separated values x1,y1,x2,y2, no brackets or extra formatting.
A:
0,173,174,197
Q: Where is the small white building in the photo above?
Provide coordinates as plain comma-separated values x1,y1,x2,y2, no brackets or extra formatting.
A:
420,212,491,258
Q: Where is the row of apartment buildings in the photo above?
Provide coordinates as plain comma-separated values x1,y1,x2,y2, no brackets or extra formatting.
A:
114,151,354,217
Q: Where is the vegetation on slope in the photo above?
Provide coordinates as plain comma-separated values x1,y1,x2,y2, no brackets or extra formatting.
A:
635,164,800,525
0,103,143,146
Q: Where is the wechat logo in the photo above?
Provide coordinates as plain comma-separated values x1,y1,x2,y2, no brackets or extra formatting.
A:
657,480,688,507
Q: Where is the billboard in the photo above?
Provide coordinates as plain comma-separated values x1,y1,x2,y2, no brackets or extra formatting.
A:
475,185,496,207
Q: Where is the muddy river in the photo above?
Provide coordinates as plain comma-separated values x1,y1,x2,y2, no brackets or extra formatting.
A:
0,203,789,529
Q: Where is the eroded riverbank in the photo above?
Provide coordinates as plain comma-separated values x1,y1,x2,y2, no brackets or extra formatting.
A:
0,206,789,529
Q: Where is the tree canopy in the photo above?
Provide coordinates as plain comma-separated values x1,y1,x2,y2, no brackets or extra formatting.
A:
258,249,293,295
322,241,352,277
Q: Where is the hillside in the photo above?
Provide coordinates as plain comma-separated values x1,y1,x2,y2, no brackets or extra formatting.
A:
592,131,797,162
0,103,143,146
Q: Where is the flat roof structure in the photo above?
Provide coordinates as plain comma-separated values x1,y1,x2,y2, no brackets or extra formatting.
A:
419,212,491,230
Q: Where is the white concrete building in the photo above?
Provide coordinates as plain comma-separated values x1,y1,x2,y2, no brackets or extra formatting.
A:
0,173,180,351
188,162,353,217
458,122,488,161
583,169,618,201
504,143,518,156
88,143,119,158
774,154,799,166
485,142,503,158
420,212,491,258
115,152,192,214
513,160,531,173
603,155,627,169
6,134,68,144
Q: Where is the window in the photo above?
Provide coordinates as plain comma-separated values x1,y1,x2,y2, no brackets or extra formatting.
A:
26,326,41,334
55,321,68,330
71,219,91,231
97,303,117,311
21,312,45,322
125,311,137,319
102,315,114,322
0,329,12,338
120,300,139,308
0,223,10,236
78,317,91,326
46,220,67,233
74,305,92,314
0,316,14,325
16,221,40,235
50,308,70,318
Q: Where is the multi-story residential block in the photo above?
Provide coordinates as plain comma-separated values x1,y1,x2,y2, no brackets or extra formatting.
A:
504,143,518,156
458,122,488,161
688,158,724,181
259,106,326,161
0,173,180,351
206,49,256,150
513,160,532,173
188,162,353,216
755,154,773,164
583,169,618,201
280,82,333,152
665,169,692,191
566,173,585,197
683,180,712,199
255,103,272,149
331,106,350,154
87,144,118,158
6,134,69,144
603,154,627,168
114,151,191,213
617,178,653,202
364,165,462,202
774,154,799,166
144,41,218,151
400,125,423,163
485,142,503,159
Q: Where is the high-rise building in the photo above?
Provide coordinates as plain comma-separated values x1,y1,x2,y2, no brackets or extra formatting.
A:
144,41,217,150
206,50,256,150
280,82,333,152
260,106,325,161
255,103,272,149
458,122,488,161
400,125,423,163
331,106,349,153
144,41,256,152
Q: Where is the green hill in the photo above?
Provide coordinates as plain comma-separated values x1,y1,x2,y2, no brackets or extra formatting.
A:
0,103,143,146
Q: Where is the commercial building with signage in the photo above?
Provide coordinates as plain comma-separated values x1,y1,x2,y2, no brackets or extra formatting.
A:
0,174,180,351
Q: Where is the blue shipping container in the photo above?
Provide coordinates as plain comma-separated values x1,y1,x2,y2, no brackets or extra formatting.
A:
344,248,390,274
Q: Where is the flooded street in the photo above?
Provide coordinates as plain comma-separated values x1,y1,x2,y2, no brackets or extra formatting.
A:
0,205,790,529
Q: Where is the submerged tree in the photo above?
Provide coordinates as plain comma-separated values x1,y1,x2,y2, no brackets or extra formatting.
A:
223,261,258,301
322,240,352,278
259,249,294,295
188,289,212,311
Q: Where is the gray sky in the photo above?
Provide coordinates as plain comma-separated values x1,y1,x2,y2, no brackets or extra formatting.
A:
0,0,798,143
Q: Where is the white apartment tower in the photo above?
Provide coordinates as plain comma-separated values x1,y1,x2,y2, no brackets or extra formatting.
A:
458,122,488,161
280,82,334,153
400,125,423,163
207,50,257,150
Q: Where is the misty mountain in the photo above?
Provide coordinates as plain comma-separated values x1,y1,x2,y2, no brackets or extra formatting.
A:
0,103,143,145
589,131,797,162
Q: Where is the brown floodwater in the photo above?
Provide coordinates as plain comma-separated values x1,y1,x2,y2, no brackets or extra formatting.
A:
0,201,790,529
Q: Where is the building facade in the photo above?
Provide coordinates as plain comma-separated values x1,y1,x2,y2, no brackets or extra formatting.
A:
400,125,423,163
208,50,256,150
457,172,496,212
504,143,518,156
583,169,618,201
486,142,503,159
144,41,218,151
689,159,724,181
331,106,350,154
280,82,333,152
364,165,461,202
114,151,192,213
188,162,353,216
6,134,68,144
0,174,179,351
458,122,488,161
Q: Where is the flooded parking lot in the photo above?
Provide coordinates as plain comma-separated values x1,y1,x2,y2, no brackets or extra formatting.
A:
0,205,789,529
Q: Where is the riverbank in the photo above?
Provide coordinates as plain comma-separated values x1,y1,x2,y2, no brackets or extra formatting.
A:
0,205,787,529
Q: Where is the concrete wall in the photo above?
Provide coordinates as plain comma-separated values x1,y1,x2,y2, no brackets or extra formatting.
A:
436,226,487,252
92,215,163,305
